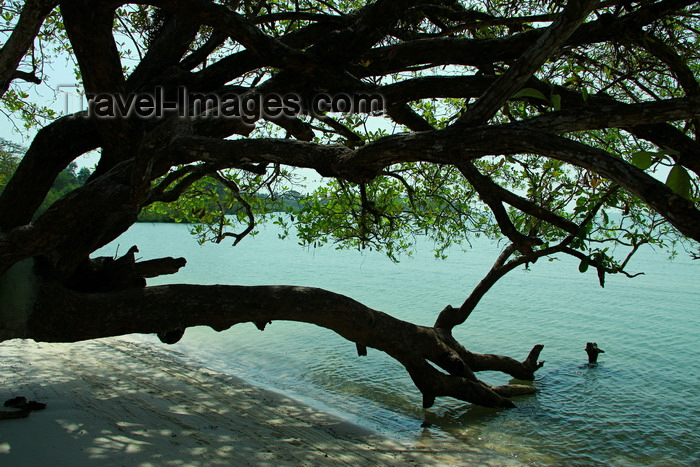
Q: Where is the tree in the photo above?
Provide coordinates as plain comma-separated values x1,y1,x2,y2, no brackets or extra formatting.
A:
0,138,22,193
0,140,88,214
76,166,92,184
0,0,698,410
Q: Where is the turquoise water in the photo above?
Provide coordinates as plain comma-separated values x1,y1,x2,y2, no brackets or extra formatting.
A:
98,222,699,465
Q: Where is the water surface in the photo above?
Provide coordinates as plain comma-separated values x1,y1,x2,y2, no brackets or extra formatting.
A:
98,223,699,465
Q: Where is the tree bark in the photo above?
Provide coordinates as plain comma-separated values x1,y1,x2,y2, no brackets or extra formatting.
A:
20,276,541,409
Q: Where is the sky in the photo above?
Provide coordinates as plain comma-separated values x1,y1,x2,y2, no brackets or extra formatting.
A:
1,52,100,166
0,56,330,190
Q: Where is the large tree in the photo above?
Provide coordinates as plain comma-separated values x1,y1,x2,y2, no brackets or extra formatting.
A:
0,0,698,410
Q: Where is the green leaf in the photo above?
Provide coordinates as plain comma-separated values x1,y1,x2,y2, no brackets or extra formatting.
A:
512,88,548,101
630,151,654,170
581,88,589,102
666,165,692,199
578,256,590,273
551,94,561,111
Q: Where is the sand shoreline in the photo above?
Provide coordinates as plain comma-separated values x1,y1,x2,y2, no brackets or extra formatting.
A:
0,337,522,466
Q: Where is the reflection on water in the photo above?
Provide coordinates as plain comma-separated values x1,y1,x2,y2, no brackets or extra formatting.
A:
99,222,699,465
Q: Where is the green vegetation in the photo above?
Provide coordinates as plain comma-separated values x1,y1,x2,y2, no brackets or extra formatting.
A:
0,139,23,194
38,162,85,214
0,139,91,217
139,175,303,230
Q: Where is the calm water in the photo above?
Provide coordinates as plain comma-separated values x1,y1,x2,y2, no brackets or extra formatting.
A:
98,222,699,465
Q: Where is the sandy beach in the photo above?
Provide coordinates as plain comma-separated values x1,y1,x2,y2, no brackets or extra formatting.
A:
0,337,522,466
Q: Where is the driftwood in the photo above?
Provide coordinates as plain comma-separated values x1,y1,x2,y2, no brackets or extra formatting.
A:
65,245,186,293
585,342,605,364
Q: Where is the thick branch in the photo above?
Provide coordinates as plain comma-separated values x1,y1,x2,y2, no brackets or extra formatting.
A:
632,31,700,98
127,12,201,91
11,70,41,85
65,245,187,293
458,162,543,257
24,281,539,408
0,115,100,231
188,21,343,90
61,0,135,170
0,160,146,277
525,96,700,134
150,0,317,72
167,123,700,242
456,0,599,126
464,346,545,381
0,0,58,97
355,0,695,77
632,29,700,138
521,132,700,240
308,0,422,64
373,74,700,176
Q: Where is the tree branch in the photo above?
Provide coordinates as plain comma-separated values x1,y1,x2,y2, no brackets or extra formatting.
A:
61,0,135,171
458,161,543,257
25,280,539,409
0,0,58,98
456,0,599,127
127,12,201,91
354,0,694,78
150,0,317,72
166,121,700,242
631,29,700,139
525,96,700,134
0,115,100,231
211,172,256,246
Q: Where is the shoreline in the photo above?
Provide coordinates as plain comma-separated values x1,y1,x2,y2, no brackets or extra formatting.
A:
0,337,522,466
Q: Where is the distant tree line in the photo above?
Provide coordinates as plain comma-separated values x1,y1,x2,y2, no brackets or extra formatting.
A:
1,138,299,226
139,177,304,227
